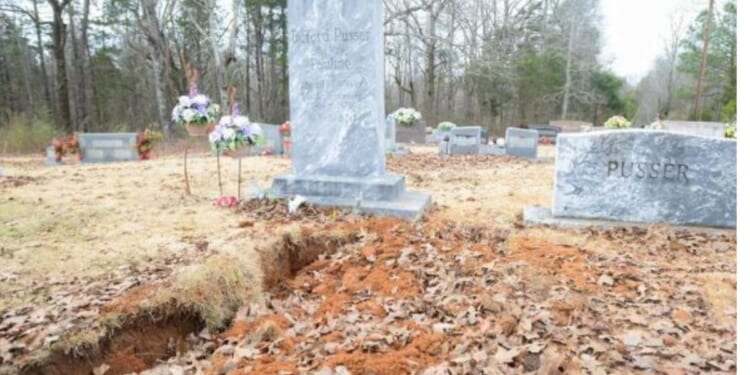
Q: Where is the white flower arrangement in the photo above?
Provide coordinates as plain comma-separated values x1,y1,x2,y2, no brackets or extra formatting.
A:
393,108,423,126
209,105,265,152
171,85,221,128
604,115,632,129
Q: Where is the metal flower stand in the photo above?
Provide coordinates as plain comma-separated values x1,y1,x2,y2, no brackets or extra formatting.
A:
224,147,252,199
183,123,214,195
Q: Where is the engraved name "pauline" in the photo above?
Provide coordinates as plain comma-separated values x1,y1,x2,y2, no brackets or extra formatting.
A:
607,161,689,183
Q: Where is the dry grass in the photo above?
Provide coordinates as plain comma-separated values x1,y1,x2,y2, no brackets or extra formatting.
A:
0,152,289,310
0,143,736,374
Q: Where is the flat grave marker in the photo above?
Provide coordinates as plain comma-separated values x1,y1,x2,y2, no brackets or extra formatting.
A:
79,133,138,163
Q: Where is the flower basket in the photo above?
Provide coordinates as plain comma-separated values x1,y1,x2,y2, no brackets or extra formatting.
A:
209,104,265,157
186,122,215,137
172,84,221,136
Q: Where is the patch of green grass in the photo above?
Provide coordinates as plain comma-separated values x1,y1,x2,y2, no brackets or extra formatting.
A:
0,112,56,155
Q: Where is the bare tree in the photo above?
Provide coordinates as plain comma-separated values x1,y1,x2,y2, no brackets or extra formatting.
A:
693,0,715,120
48,0,74,133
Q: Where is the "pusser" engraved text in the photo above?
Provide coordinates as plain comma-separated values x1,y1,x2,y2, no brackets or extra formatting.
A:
607,161,689,183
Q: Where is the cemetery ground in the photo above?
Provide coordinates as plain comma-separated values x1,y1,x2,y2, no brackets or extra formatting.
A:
0,146,736,375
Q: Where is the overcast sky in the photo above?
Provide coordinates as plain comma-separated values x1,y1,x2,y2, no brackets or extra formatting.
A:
599,0,726,84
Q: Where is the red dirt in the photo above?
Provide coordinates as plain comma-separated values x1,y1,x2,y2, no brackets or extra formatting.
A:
507,236,599,292
222,314,291,340
21,315,202,375
321,332,446,375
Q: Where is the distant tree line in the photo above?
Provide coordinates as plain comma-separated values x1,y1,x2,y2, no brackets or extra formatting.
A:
0,0,736,141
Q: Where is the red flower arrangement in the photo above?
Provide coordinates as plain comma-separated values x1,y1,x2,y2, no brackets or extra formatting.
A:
51,135,80,163
281,121,291,156
280,121,291,135
135,129,164,160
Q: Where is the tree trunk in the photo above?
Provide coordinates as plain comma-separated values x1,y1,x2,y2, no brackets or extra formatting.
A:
49,0,74,133
244,4,252,115
150,57,169,135
423,6,438,125
139,0,171,135
561,19,576,120
80,0,95,131
252,2,265,119
15,35,34,111
32,0,53,115
68,7,84,131
693,0,715,120
206,0,227,108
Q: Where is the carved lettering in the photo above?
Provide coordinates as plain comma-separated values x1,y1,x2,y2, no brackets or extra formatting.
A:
606,161,689,183
607,161,618,176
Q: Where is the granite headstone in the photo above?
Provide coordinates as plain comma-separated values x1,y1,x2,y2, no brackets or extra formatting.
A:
548,130,736,228
528,125,561,144
448,126,481,155
505,127,539,159
79,133,138,163
271,0,430,220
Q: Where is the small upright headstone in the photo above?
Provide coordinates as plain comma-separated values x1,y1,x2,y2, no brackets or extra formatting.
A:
549,120,591,133
448,126,482,155
79,133,138,163
505,128,539,159
250,123,283,155
525,129,736,228
271,0,430,220
384,115,396,152
660,121,725,139
528,125,561,144
45,146,61,166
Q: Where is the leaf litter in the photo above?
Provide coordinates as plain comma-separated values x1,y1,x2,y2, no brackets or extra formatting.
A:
137,213,735,375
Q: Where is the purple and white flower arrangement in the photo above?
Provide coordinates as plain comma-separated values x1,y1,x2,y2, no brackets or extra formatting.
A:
172,84,221,128
209,103,265,152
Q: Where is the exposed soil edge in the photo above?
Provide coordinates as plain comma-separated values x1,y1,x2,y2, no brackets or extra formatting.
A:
19,308,204,375
259,226,364,290
10,225,364,375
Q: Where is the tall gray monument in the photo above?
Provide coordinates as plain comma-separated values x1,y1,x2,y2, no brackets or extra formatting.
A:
272,0,430,219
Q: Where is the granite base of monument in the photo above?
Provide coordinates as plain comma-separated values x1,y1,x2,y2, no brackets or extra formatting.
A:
523,206,734,234
272,174,430,220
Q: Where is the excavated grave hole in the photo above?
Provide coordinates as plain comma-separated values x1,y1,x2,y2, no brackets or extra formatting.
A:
20,313,204,375
261,228,364,290
16,228,363,375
